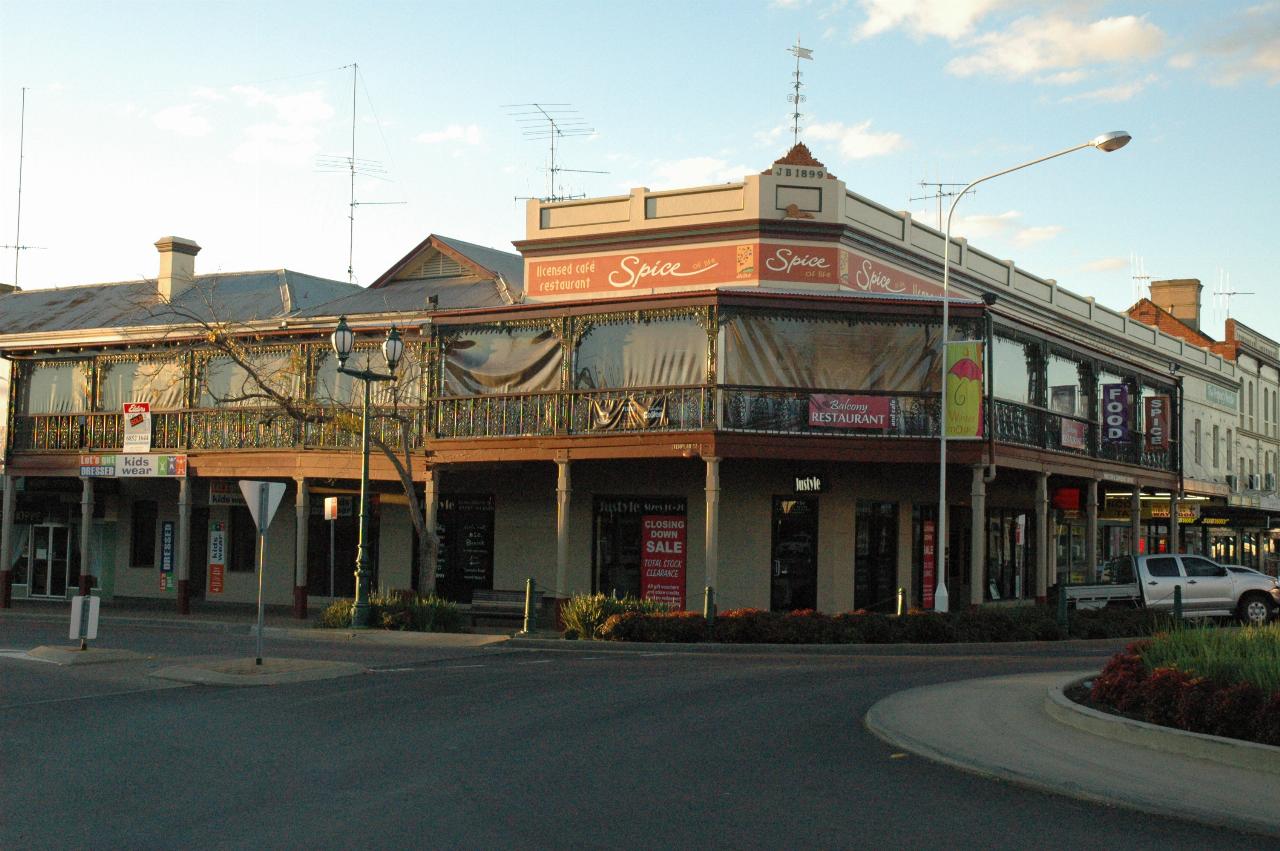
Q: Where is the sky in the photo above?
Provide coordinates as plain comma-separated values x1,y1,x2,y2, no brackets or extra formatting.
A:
1,0,1277,340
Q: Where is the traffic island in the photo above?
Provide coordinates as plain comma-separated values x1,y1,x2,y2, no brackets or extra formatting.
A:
151,657,367,687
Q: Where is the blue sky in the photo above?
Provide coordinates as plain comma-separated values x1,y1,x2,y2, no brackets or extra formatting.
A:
2,1,1277,340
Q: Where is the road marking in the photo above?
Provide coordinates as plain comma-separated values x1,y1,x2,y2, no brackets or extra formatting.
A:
444,664,486,670
516,659,551,665
373,668,416,673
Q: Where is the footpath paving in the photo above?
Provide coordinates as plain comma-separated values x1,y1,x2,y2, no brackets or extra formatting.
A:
866,671,1280,840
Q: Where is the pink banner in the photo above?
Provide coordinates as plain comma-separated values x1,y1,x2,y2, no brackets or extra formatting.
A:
923,521,936,610
640,515,686,609
1061,419,1087,450
809,394,898,429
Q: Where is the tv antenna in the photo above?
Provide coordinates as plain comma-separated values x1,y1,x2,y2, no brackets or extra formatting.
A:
1130,254,1151,302
5,87,48,289
787,37,813,146
910,181,974,231
1212,269,1254,323
316,63,404,284
505,103,606,203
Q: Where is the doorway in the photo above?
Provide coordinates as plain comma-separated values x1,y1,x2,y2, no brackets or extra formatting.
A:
855,501,898,612
771,496,818,611
25,524,77,598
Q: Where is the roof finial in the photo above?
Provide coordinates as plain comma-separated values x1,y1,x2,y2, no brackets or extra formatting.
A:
787,36,813,147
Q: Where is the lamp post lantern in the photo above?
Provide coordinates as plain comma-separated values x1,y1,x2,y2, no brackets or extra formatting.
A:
330,315,404,627
934,132,1131,613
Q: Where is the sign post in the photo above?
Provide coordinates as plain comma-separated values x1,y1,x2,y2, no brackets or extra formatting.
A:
239,480,286,665
69,595,100,651
324,497,339,598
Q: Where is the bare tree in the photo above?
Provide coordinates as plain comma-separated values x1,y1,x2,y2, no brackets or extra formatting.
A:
143,283,439,598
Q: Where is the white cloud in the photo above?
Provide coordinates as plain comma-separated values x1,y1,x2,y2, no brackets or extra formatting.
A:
1060,74,1158,103
1168,52,1197,70
806,119,905,158
646,156,749,189
1037,70,1089,86
947,15,1165,79
152,104,211,137
192,86,226,102
1015,224,1064,244
225,85,335,167
855,0,1009,41
416,124,483,145
1082,256,1128,273
914,208,1022,240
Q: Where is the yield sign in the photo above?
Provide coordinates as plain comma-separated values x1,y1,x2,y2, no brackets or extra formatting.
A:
239,480,287,531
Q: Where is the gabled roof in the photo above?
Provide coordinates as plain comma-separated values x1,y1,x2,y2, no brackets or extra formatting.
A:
368,233,522,301
0,270,358,335
1126,297,1233,360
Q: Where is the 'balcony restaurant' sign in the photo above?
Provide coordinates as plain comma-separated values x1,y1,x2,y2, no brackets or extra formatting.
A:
809,394,898,430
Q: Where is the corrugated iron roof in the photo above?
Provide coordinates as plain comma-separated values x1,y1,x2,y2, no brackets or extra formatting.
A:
0,270,358,335
298,275,511,318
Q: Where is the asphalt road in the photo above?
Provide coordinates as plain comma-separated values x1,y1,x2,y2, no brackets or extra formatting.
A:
0,615,1267,850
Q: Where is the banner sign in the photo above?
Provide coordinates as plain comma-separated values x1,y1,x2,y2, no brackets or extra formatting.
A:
809,394,899,430
640,514,686,609
123,402,152,453
922,520,936,610
945,341,984,439
0,358,11,474
209,480,247,506
1102,384,1131,444
80,454,187,477
1145,395,1170,451
159,520,175,592
525,241,946,299
1061,418,1087,450
207,521,226,595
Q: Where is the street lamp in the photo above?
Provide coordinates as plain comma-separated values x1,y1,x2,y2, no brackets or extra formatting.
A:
330,315,404,627
934,131,1131,613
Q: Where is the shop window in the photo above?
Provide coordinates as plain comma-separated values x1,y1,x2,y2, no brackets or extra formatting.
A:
592,496,688,608
229,506,257,572
986,508,1033,600
434,494,496,604
130,501,158,567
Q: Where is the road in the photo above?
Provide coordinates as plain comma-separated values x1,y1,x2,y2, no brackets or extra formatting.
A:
0,614,1264,849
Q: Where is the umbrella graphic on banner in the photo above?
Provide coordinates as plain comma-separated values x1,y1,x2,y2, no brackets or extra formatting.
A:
945,343,984,439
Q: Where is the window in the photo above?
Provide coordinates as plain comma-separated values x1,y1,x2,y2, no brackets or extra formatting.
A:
229,506,258,572
991,336,1033,405
1227,429,1233,470
1212,424,1220,468
1145,557,1181,578
1249,381,1255,431
1181,556,1223,578
130,501,158,567
1194,419,1202,465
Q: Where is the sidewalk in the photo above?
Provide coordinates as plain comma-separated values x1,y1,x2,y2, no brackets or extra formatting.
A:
866,671,1280,839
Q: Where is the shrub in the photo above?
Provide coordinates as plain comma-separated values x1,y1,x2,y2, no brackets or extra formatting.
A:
1209,681,1266,740
896,611,957,644
320,590,464,633
1139,667,1191,727
1067,608,1161,640
1175,677,1219,734
1257,693,1280,747
600,611,708,643
1090,650,1147,707
560,593,670,640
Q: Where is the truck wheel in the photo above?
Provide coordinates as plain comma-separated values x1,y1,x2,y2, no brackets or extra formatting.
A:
1236,594,1274,626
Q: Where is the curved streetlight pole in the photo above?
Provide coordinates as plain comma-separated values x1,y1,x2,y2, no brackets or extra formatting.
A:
934,132,1131,613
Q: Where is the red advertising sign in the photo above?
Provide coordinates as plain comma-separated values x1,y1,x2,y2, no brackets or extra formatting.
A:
525,241,945,299
922,520,936,610
207,520,226,595
1145,395,1170,451
809,394,898,429
640,515,686,609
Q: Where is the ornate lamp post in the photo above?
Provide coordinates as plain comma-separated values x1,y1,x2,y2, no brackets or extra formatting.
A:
330,315,404,627
934,132,1131,613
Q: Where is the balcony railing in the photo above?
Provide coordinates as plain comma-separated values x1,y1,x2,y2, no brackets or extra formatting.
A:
9,392,1177,473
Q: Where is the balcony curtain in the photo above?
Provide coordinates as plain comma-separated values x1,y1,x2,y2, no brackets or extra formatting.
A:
573,318,707,389
721,314,940,392
19,361,90,414
442,328,561,395
200,351,298,407
98,358,186,410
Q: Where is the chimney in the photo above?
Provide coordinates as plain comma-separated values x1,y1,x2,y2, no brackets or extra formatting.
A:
155,236,201,300
1148,278,1202,330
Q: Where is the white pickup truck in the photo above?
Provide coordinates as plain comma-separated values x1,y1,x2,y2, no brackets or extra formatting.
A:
1063,553,1280,625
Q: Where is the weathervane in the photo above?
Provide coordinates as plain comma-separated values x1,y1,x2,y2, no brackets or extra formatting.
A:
787,37,813,147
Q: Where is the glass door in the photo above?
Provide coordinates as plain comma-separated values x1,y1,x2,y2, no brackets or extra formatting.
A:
27,524,73,598
772,497,818,611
